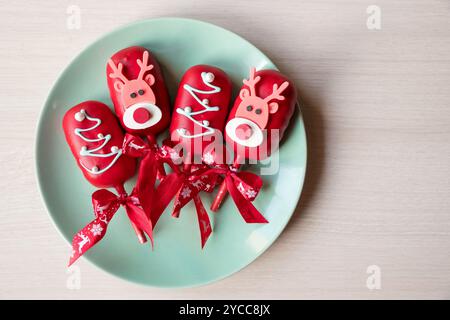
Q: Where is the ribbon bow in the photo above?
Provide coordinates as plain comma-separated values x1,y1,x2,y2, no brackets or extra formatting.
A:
68,189,153,266
172,165,221,247
203,165,267,224
149,144,221,247
122,134,178,217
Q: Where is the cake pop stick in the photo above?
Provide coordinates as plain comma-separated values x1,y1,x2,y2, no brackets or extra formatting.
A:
211,67,297,212
63,101,153,266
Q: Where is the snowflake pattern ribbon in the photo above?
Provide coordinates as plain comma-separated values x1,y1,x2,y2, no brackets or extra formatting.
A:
122,134,183,219
68,188,153,266
149,144,222,247
171,168,217,248
202,165,267,223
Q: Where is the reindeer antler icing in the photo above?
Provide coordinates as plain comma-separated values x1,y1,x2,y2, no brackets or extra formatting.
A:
107,60,128,84
108,51,154,84
264,81,289,102
242,67,261,97
136,50,154,81
242,67,288,103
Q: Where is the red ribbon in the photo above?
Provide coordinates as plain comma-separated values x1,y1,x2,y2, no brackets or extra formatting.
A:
172,165,221,247
68,189,153,266
152,165,220,248
150,144,221,247
122,134,179,219
202,165,268,224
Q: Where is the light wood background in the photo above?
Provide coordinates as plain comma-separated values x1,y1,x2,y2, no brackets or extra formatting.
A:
0,0,449,299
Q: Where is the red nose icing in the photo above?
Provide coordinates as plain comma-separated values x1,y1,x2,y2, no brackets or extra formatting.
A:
133,107,151,124
236,123,253,140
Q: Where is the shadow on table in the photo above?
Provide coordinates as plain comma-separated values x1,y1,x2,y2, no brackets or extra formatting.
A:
284,88,326,233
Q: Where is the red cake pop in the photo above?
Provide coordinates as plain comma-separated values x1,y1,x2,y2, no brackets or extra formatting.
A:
63,101,136,188
63,101,153,266
211,67,297,211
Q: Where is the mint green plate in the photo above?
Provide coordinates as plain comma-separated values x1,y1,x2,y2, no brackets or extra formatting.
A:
36,18,307,287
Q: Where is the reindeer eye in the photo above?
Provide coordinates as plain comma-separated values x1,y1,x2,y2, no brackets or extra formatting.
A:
255,108,262,114
130,92,137,98
138,89,145,95
246,105,253,111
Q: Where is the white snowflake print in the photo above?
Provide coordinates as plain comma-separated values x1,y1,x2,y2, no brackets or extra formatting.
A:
203,152,214,165
180,186,191,199
237,182,245,193
91,223,103,236
192,180,204,189
98,214,108,225
160,148,168,156
169,150,180,161
246,189,257,199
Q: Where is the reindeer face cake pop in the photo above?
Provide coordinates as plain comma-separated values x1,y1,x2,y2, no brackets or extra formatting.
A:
107,46,171,136
225,68,297,161
211,67,297,212
63,101,136,188
169,65,232,162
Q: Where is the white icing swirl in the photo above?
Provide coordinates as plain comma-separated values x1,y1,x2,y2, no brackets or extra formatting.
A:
74,109,122,175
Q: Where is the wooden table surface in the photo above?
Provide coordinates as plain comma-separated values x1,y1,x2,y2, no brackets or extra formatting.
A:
0,0,449,299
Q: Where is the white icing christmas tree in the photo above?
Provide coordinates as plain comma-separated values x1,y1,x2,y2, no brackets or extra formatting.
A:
176,72,221,139
74,109,122,174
